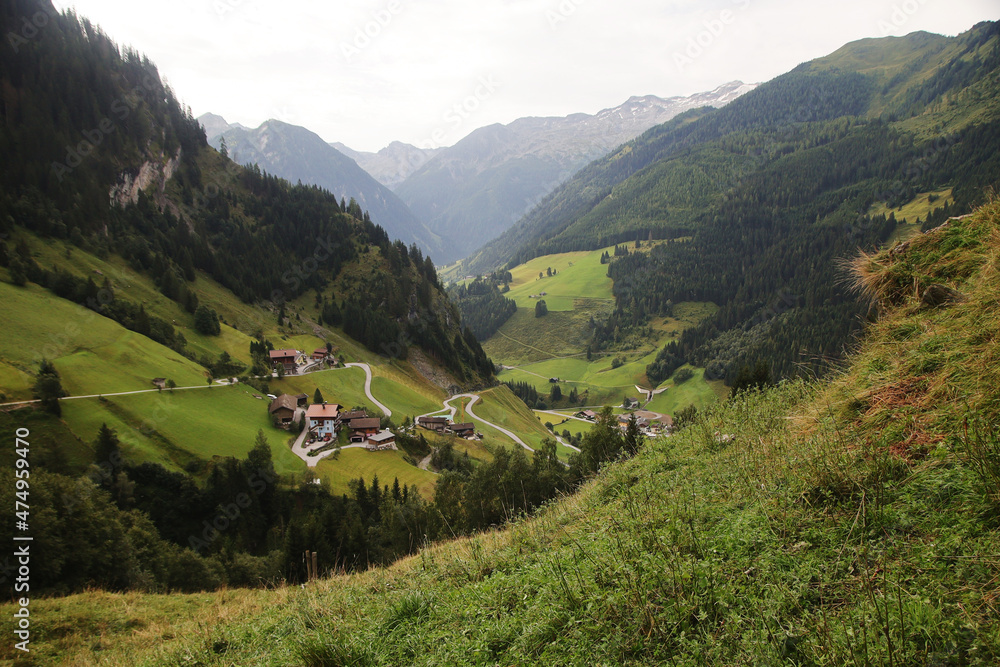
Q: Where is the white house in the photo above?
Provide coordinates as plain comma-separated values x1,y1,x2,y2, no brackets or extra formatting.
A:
306,403,341,438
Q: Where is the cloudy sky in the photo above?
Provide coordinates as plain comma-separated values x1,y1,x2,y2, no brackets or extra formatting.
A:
55,0,998,152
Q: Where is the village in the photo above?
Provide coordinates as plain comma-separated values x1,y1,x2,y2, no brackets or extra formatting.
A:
263,347,485,464
261,347,677,472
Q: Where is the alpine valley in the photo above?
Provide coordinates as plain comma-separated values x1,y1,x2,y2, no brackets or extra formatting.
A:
3,1,1000,665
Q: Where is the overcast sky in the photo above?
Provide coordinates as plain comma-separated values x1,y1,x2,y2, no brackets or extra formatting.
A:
55,0,998,152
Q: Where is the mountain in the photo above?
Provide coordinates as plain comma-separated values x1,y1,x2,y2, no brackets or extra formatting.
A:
391,81,756,263
0,0,492,386
197,112,248,141
461,23,1000,385
199,115,442,255
330,140,441,189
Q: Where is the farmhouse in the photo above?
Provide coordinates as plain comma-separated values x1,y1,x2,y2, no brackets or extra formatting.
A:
418,416,450,432
151,377,166,389
311,348,328,360
450,422,475,438
575,409,598,421
337,409,368,429
366,430,397,451
349,417,381,443
307,402,341,438
268,394,300,426
269,349,298,373
622,397,640,410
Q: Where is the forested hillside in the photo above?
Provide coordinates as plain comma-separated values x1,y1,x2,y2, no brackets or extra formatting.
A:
459,24,1000,383
0,0,493,384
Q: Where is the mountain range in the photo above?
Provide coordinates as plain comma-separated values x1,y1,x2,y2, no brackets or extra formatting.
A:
201,82,755,264
459,23,1000,384
391,81,756,263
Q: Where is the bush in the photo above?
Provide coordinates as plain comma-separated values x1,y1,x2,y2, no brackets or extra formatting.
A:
673,368,693,384
194,305,221,335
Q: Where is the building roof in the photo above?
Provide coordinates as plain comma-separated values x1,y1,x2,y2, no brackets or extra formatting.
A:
419,416,449,424
313,348,328,355
450,422,475,432
268,394,299,414
350,417,381,430
306,403,341,420
294,393,308,400
269,349,297,360
369,429,395,444
339,409,368,421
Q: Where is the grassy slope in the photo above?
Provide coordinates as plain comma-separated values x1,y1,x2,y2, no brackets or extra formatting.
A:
315,449,438,498
59,387,302,475
0,233,463,494
484,242,720,412
504,247,614,311
496,304,723,411
471,386,576,461
18,200,1000,667
0,281,208,400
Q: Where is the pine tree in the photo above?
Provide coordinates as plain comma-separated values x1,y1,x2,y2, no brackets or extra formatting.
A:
32,359,66,416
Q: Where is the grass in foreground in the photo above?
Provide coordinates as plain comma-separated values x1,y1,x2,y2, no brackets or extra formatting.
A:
12,201,1000,666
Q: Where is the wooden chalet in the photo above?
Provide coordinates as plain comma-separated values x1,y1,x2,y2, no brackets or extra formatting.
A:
268,394,300,426
449,422,475,438
366,430,397,451
269,349,298,373
337,409,368,425
418,416,450,432
349,417,381,443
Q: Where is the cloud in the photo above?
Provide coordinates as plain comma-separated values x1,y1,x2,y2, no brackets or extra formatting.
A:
56,0,998,151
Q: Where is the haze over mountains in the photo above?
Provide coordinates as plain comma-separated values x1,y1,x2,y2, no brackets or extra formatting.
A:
200,81,756,264
392,81,756,262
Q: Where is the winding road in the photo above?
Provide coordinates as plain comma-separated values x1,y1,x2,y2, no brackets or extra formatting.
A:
419,394,536,453
344,362,391,417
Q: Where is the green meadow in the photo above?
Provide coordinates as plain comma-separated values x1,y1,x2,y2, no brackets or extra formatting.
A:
59,386,302,475
505,248,614,311
645,366,728,414
270,367,372,412
315,448,438,497
0,281,208,400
